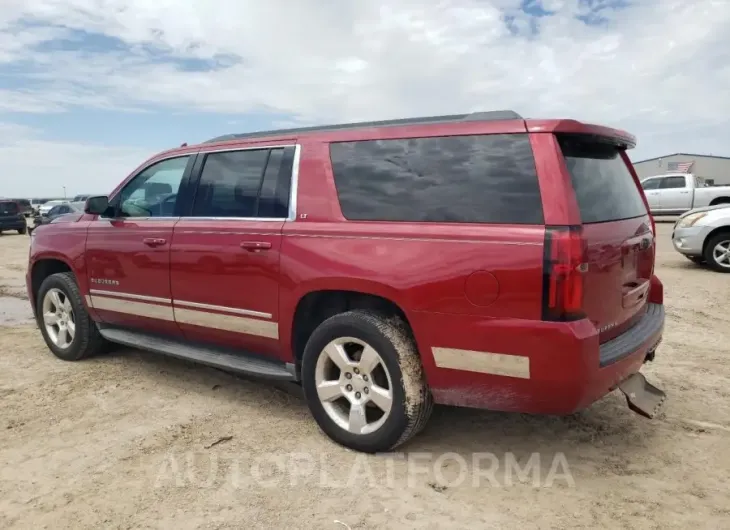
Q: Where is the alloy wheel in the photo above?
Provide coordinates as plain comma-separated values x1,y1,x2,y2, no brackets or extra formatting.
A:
712,239,730,269
314,337,394,435
42,288,76,349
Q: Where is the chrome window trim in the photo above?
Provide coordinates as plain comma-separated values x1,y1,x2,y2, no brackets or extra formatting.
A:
181,143,301,223
288,144,301,222
198,144,295,155
95,143,302,224
180,217,286,223
93,216,180,222
173,299,272,319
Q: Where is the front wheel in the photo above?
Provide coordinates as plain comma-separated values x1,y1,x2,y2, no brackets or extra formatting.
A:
703,233,730,273
301,310,433,453
36,272,108,360
18,226,27,235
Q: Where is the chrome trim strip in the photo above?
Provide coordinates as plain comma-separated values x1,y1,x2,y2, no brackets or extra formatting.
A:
173,300,272,319
93,217,180,222
432,347,530,379
90,296,175,321
288,144,301,222
89,289,172,304
198,144,296,155
174,308,279,339
178,217,286,222
177,230,280,235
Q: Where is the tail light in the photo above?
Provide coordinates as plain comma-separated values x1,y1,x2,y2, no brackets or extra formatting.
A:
542,226,587,321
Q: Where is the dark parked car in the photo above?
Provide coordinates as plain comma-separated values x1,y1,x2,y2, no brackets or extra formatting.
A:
0,200,28,234
28,202,82,234
7,198,33,217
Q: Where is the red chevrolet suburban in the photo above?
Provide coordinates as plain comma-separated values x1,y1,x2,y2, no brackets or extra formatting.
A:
26,110,666,453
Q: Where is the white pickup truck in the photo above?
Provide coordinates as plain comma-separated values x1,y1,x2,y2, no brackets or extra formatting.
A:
640,173,730,215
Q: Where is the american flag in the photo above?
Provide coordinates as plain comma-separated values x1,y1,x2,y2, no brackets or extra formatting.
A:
667,161,694,172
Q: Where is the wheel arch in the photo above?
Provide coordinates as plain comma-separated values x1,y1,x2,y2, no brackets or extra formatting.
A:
30,257,75,310
286,281,415,369
702,225,730,266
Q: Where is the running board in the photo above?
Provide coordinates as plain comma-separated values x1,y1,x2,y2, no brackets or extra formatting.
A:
98,327,296,381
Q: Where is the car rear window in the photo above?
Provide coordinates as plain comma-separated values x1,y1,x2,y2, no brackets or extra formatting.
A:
558,135,648,224
0,201,19,215
329,134,544,224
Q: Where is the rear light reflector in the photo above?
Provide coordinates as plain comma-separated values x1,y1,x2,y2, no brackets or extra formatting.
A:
542,226,587,321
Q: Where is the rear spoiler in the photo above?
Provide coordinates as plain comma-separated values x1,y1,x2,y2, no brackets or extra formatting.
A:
525,119,636,149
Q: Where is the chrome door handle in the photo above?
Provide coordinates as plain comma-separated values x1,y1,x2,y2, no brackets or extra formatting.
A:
240,241,272,251
143,237,167,247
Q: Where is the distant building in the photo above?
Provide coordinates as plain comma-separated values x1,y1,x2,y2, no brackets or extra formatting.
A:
632,153,730,185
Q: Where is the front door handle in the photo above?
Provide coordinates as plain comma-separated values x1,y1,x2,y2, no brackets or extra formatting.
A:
143,237,167,247
240,241,272,251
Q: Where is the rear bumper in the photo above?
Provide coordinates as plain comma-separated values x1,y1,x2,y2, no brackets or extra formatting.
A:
599,303,664,367
0,219,27,230
415,303,665,415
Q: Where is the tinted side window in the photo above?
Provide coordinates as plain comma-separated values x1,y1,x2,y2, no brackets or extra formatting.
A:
558,135,647,224
118,156,190,218
641,179,660,190
329,134,543,224
192,148,290,218
660,176,686,189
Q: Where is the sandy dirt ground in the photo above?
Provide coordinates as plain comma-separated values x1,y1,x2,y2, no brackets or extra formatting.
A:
1,222,729,529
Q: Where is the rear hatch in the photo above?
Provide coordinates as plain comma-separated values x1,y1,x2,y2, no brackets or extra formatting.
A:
557,135,654,343
0,201,20,223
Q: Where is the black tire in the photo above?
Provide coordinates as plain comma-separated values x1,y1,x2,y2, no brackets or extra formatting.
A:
703,232,730,273
18,226,27,235
36,272,108,361
301,310,433,453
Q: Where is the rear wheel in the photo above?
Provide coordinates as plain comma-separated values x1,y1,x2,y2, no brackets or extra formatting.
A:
18,226,26,235
703,233,730,273
301,310,433,453
36,272,108,360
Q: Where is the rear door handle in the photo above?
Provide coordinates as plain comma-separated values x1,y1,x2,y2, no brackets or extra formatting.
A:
143,237,167,247
240,241,272,251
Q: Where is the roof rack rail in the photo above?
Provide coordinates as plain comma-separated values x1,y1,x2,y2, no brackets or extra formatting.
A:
203,110,522,143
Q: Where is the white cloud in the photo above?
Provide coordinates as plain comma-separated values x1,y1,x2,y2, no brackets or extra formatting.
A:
0,122,154,197
1,0,730,196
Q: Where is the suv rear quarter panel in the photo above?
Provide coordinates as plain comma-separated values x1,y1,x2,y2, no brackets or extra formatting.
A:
279,138,547,394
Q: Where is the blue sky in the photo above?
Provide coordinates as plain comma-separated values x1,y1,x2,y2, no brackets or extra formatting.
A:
1,0,729,197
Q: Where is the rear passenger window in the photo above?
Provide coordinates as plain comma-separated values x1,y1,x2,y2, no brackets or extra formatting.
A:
660,176,686,189
192,148,292,218
329,134,543,224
